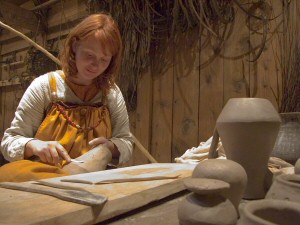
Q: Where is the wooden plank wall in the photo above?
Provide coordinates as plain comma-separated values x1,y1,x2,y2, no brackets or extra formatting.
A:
0,1,298,165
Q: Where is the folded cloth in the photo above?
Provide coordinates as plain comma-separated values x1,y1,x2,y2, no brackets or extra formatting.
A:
268,157,294,175
174,137,225,164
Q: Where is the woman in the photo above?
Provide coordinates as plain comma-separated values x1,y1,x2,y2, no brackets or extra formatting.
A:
0,13,133,182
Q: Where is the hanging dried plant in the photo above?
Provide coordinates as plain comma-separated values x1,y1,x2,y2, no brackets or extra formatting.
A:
85,0,237,110
84,0,283,111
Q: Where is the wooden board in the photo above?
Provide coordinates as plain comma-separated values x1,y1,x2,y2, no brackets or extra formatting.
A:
102,192,188,225
249,0,283,110
151,37,174,163
0,163,195,225
172,30,200,160
133,67,152,165
222,0,250,103
199,28,224,142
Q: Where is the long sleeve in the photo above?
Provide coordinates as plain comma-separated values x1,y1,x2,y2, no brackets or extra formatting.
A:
1,76,51,162
107,85,133,165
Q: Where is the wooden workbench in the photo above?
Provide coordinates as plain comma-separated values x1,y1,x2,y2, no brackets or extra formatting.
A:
0,163,196,225
98,190,189,225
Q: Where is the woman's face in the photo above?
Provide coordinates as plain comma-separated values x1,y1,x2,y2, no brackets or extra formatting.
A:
72,34,112,85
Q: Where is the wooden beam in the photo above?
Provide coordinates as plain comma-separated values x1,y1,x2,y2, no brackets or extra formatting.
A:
31,0,61,11
0,0,45,33
0,76,35,88
9,0,28,5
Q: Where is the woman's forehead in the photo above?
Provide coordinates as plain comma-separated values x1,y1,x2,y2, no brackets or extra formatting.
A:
78,35,112,56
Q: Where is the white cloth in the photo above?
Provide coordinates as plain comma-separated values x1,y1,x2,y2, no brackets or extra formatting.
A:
1,71,133,165
174,137,225,164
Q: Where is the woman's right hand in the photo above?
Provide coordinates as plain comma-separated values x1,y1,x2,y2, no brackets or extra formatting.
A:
25,140,71,165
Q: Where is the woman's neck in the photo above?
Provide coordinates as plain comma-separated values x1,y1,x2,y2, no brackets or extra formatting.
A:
67,75,94,86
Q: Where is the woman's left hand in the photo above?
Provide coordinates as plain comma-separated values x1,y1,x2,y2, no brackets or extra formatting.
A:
89,137,119,158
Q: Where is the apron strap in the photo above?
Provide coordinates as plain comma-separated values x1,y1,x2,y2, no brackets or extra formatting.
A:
48,72,58,101
57,70,66,79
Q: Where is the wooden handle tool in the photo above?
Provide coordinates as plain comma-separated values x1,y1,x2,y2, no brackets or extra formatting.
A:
0,181,107,206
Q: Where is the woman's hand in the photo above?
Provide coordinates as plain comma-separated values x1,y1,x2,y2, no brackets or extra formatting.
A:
25,140,71,165
89,137,120,158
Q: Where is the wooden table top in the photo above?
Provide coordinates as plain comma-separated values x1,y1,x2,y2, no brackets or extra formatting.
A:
0,163,195,225
98,191,188,225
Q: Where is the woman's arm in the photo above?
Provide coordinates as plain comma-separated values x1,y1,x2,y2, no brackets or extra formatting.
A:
107,85,133,165
1,75,50,161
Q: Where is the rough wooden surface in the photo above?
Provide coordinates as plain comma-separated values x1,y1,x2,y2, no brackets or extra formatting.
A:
199,27,224,142
172,30,200,159
222,0,250,103
99,191,189,225
249,0,283,109
132,67,153,165
0,163,195,225
151,37,174,163
100,194,252,225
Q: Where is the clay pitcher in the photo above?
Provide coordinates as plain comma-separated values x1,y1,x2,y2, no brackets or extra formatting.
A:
209,98,281,199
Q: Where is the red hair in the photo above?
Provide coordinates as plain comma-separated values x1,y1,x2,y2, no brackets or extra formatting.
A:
59,13,122,90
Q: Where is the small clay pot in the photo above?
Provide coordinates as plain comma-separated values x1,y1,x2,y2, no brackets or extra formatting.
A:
295,158,300,174
178,178,238,225
192,159,247,211
238,199,300,225
265,174,300,203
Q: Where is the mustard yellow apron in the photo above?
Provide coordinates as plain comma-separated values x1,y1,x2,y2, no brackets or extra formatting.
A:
0,71,112,182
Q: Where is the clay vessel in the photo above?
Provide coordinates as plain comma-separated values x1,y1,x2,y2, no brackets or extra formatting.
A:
295,158,300,174
238,199,300,225
178,178,237,225
209,98,281,199
265,174,300,203
192,159,247,211
271,112,300,165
